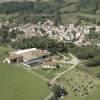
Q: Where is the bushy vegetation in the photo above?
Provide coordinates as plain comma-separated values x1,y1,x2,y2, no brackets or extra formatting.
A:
0,25,10,42
11,36,68,54
87,31,100,40
0,25,24,43
69,46,100,67
0,1,60,14
80,0,100,14
0,0,100,24
77,16,96,24
0,0,100,14
0,1,34,14
85,56,100,67
51,84,67,100
69,46,99,59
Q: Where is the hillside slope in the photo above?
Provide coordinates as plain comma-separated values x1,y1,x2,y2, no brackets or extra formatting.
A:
0,0,100,25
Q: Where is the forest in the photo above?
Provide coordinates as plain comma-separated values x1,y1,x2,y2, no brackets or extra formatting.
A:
0,0,100,14
11,36,68,54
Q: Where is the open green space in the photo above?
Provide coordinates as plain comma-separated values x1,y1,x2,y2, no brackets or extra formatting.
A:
0,63,49,100
0,45,13,61
78,65,100,77
0,12,100,24
0,13,18,22
33,64,72,80
61,12,100,24
57,67,100,100
86,66,100,75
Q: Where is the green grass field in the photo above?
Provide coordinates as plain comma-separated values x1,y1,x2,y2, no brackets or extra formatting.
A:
32,64,72,80
78,65,100,76
0,63,49,100
0,46,13,61
87,66,100,75
61,12,100,24
0,11,100,24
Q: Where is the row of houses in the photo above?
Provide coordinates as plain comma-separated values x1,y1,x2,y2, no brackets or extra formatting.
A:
9,20,100,46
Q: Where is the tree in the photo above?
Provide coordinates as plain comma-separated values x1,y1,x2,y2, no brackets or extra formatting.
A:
51,84,68,99
12,36,68,54
54,9,62,26
56,65,60,69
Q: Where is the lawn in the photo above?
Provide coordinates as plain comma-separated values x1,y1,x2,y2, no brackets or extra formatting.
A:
61,13,79,24
61,12,100,24
0,63,49,100
33,67,67,80
32,64,72,80
33,68,56,80
78,65,100,76
0,13,18,22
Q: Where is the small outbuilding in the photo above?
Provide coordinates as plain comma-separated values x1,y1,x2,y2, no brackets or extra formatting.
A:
42,61,57,69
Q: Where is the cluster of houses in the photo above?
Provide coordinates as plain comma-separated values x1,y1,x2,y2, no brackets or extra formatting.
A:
3,20,100,68
4,48,57,69
9,20,100,46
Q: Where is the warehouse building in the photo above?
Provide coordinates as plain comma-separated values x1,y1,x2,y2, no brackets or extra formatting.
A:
4,48,50,64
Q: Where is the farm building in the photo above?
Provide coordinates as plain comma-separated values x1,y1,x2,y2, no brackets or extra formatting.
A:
4,48,50,64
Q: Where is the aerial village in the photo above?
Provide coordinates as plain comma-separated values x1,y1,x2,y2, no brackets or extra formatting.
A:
2,19,100,100
0,1,100,100
9,20,100,46
3,19,100,68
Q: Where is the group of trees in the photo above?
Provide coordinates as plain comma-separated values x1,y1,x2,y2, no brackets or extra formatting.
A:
0,1,63,25
11,36,68,54
0,1,34,14
0,26,10,43
0,1,64,14
69,46,100,67
14,14,54,24
0,25,24,43
85,56,100,67
77,16,96,24
51,84,68,100
0,0,100,25
80,0,100,14
69,46,96,59
0,0,100,14
87,31,100,40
